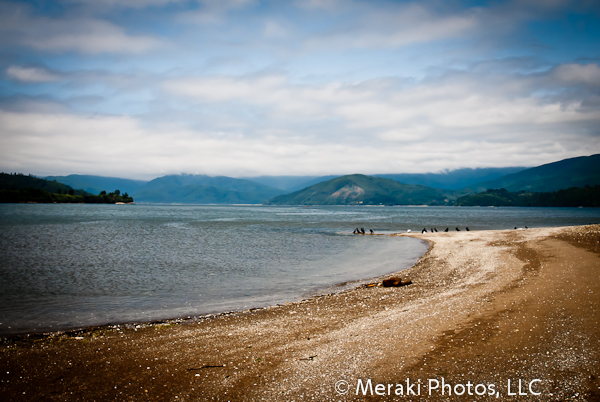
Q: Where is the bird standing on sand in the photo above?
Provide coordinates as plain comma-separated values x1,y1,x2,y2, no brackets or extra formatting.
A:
466,227,470,231
456,227,460,231
422,228,427,233
444,228,449,232
370,229,374,234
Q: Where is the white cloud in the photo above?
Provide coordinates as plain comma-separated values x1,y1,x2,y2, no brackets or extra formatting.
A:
294,0,345,10
178,0,258,25
0,3,166,54
27,19,165,54
164,67,600,136
263,21,288,38
0,106,599,178
554,63,600,86
1,1,599,178
299,2,479,51
5,60,597,178
357,4,478,48
0,103,596,179
6,66,60,83
63,0,186,8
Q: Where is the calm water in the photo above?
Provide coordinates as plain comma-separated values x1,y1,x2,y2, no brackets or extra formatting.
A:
1,204,599,335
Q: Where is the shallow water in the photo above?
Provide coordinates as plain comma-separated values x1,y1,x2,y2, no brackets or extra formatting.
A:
0,204,598,335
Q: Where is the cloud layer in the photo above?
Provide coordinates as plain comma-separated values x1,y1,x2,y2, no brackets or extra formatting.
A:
0,0,599,179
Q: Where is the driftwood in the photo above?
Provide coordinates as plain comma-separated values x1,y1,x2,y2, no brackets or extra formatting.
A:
299,355,318,361
188,365,225,370
382,277,412,287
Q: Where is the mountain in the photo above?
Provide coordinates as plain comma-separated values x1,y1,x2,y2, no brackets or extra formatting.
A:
265,174,455,206
243,169,526,192
455,186,600,207
375,167,527,190
0,173,135,203
465,154,600,193
131,174,284,204
1,173,86,195
45,175,147,196
241,175,338,192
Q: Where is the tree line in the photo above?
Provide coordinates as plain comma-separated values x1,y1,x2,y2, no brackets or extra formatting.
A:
455,185,600,207
0,173,134,204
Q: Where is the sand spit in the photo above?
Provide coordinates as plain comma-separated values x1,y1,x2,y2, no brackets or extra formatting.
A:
1,225,599,401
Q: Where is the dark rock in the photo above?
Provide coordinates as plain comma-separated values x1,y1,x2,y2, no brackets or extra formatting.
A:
382,277,412,287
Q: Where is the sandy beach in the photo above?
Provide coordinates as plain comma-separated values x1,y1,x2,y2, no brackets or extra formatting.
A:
1,225,599,401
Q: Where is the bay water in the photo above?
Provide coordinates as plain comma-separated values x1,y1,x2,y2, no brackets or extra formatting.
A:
1,204,598,335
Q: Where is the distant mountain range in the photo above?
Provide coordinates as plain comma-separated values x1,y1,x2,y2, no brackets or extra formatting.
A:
43,174,285,204
239,175,338,192
45,175,146,196
37,153,600,205
375,167,526,190
130,174,283,204
240,168,526,192
463,154,600,193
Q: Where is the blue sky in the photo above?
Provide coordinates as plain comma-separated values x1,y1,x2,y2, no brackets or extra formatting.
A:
0,0,599,179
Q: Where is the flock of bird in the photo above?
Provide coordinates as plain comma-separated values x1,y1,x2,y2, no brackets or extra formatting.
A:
353,226,530,234
353,227,374,234
421,227,468,233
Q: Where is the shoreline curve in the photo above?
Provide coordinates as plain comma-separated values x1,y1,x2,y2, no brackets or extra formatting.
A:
1,225,599,401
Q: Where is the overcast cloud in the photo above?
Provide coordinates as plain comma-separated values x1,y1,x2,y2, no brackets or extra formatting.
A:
0,0,599,179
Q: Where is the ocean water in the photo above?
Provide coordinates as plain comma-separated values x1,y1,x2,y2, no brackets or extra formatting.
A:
0,204,599,335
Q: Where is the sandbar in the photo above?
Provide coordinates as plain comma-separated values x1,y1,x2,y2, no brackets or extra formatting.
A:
1,225,599,401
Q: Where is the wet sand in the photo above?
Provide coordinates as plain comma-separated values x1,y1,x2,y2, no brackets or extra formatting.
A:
1,225,599,401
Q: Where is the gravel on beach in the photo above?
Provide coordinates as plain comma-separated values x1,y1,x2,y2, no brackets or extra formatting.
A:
1,225,599,401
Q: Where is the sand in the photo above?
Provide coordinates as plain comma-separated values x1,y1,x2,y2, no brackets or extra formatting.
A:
1,225,599,401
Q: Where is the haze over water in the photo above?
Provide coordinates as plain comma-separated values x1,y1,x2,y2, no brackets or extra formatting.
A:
1,204,599,336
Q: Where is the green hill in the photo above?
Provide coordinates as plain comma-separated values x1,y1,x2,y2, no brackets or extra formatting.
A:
0,173,133,203
1,173,85,195
243,168,526,192
132,174,285,204
465,154,600,193
455,186,600,207
264,174,456,205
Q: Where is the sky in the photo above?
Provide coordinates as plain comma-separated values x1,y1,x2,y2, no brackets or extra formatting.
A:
0,0,599,180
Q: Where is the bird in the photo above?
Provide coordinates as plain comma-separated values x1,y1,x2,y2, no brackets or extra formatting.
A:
422,228,427,233
444,228,449,232
370,229,374,234
466,227,470,231
434,228,438,232
455,227,460,231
